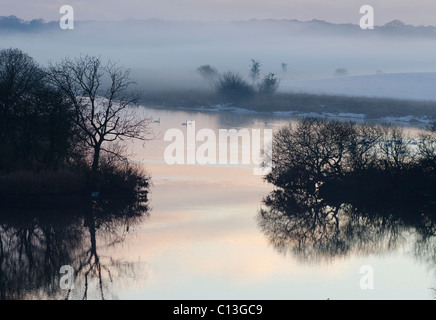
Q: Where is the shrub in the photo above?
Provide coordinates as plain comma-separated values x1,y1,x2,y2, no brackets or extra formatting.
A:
197,65,219,91
334,68,349,76
258,72,280,96
98,161,150,199
215,72,254,102
0,168,88,196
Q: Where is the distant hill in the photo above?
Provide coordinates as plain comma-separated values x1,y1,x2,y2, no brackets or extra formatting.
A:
0,15,57,32
1,15,436,38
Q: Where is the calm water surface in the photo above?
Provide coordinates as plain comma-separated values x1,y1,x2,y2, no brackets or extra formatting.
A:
1,106,435,300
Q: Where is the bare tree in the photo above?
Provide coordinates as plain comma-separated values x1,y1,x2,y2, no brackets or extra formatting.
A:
266,118,355,193
258,72,280,96
378,125,411,171
0,48,74,170
196,65,219,92
348,123,382,171
418,122,436,171
47,56,153,172
249,59,261,86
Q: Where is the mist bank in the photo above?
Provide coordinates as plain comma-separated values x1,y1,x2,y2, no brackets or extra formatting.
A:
2,16,436,87
3,16,436,122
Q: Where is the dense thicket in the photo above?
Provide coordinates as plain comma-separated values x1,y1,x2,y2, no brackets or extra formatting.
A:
266,117,436,205
0,48,77,171
0,48,150,205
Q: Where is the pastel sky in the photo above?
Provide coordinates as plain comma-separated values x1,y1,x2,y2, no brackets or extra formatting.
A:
1,0,435,26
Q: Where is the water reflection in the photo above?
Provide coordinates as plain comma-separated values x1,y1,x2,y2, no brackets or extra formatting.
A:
0,195,149,300
258,189,436,267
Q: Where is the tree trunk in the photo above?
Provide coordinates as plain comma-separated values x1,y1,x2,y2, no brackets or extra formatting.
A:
91,145,101,172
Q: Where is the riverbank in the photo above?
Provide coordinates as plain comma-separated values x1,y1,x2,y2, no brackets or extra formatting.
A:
140,89,436,124
0,164,150,210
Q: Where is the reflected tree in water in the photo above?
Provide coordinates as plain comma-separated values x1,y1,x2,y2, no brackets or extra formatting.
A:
258,189,435,262
0,210,83,299
259,117,436,292
68,197,149,300
0,193,149,300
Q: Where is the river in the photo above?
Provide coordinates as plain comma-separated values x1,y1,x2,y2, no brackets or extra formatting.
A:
0,106,435,300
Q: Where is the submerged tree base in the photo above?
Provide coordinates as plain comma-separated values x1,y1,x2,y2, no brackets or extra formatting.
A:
0,163,150,210
319,167,436,210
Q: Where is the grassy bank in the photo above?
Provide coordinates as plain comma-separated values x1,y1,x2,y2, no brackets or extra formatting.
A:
0,164,150,209
140,89,436,120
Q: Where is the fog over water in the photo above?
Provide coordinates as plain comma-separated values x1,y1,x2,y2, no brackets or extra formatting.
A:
2,16,436,300
2,18,436,97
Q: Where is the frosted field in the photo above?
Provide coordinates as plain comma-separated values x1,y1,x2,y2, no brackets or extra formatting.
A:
281,72,436,102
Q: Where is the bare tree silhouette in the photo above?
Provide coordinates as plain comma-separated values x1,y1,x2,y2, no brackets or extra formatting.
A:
47,55,153,172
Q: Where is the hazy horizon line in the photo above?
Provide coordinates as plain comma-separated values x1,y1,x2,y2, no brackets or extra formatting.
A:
2,14,435,28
